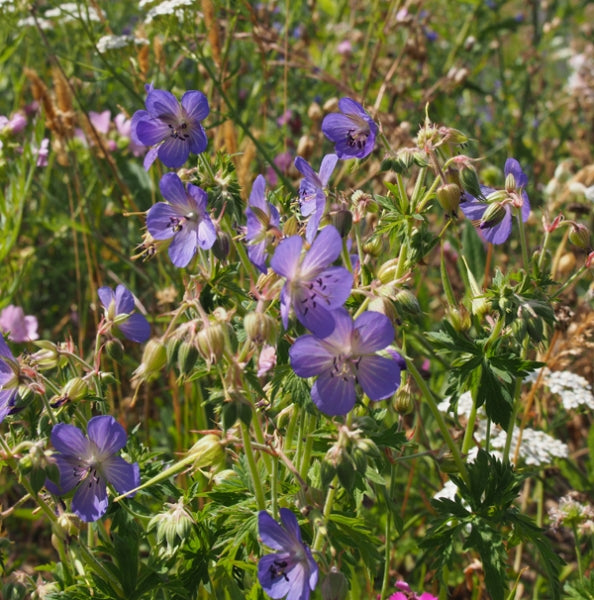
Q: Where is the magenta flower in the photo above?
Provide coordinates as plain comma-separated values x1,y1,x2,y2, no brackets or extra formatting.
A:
35,138,50,167
321,98,378,159
245,174,280,273
289,308,401,415
46,416,140,522
270,225,352,337
131,87,209,170
295,154,338,243
98,284,150,343
389,580,437,600
258,508,318,600
460,158,531,244
147,172,216,268
0,336,19,423
0,305,39,342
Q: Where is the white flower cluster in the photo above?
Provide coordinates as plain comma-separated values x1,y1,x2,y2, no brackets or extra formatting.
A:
43,3,105,23
439,391,569,467
143,0,195,24
542,368,594,410
96,35,149,54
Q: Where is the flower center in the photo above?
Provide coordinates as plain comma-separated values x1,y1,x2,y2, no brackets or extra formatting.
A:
346,128,368,150
298,275,334,316
330,354,359,382
167,118,191,141
269,558,290,582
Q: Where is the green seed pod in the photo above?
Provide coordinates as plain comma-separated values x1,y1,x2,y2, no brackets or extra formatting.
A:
283,214,299,237
244,311,278,345
134,339,167,383
196,322,227,365
362,236,383,257
351,446,368,474
460,166,483,199
188,434,225,470
177,340,199,375
320,459,337,488
480,201,507,229
61,377,89,403
394,386,414,415
393,289,421,316
436,183,462,213
105,339,124,361
569,223,591,250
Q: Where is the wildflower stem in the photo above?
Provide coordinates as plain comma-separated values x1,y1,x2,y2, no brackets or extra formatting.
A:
405,353,469,483
241,421,266,510
440,241,457,308
461,389,478,455
552,264,587,300
572,522,584,582
516,211,530,270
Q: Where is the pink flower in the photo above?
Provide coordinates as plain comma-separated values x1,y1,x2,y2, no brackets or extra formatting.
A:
114,113,146,157
0,305,39,342
388,581,437,600
89,110,111,134
35,138,50,167
0,112,27,135
257,345,276,377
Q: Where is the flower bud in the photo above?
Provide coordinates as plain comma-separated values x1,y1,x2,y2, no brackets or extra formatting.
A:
244,311,278,345
133,339,167,383
321,568,349,600
196,322,227,366
569,224,591,250
377,258,400,283
177,340,199,375
307,102,323,121
61,377,89,403
31,341,60,370
436,183,462,213
212,231,231,260
459,166,483,199
148,498,195,555
392,289,421,316
351,446,367,474
362,236,383,257
367,296,398,322
332,209,353,237
393,385,413,414
479,201,507,229
105,339,124,361
505,172,517,192
187,434,225,470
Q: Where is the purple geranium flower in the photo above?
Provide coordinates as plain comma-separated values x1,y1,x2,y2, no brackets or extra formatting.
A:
131,87,209,170
295,154,338,243
321,98,378,160
289,308,402,415
258,508,318,600
270,225,352,337
98,284,150,343
46,415,140,522
0,336,19,423
147,172,217,268
245,174,280,273
460,158,531,244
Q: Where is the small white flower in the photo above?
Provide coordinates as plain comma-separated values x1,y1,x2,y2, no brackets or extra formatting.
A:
96,34,133,53
144,0,195,24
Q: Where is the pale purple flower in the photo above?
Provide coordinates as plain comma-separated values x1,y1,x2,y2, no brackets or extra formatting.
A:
98,284,150,343
0,112,27,135
35,138,50,167
267,151,292,186
295,154,338,243
258,508,318,600
257,344,277,377
89,110,111,135
460,158,531,244
147,172,216,268
270,225,352,337
321,98,378,160
46,415,140,522
0,336,19,423
0,305,39,342
245,174,280,273
131,87,209,170
289,308,401,415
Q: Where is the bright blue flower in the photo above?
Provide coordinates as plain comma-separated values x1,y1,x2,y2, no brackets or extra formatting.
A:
289,308,402,415
0,336,18,423
270,226,352,337
245,174,280,273
46,415,140,522
294,154,337,243
147,173,217,268
258,508,318,600
98,284,150,343
131,87,209,170
321,98,378,159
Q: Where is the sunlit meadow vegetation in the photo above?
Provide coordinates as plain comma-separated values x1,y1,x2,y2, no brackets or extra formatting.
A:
1,1,593,599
